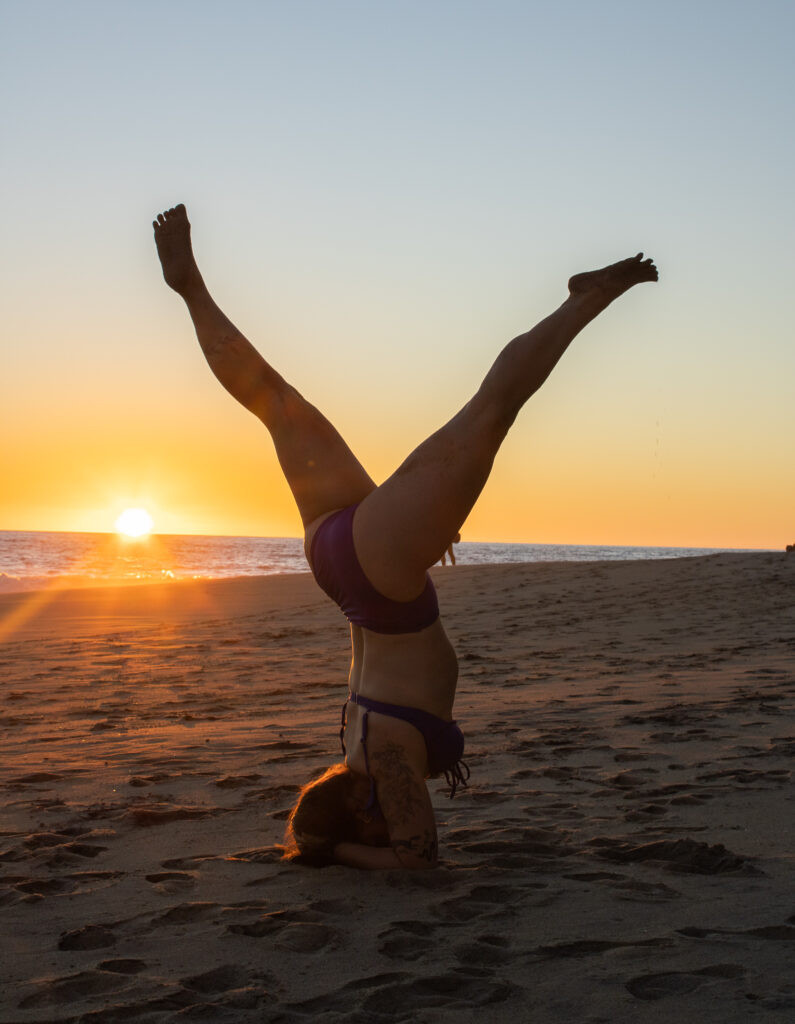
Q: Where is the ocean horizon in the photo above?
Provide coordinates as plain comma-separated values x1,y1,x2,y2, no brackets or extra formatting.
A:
0,529,773,594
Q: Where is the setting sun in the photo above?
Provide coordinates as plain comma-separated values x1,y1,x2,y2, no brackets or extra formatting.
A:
115,507,154,538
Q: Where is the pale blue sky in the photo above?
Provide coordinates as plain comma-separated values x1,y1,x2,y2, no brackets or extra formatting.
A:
1,0,793,545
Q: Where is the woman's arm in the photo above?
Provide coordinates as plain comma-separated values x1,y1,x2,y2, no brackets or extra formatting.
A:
369,740,439,870
330,737,439,870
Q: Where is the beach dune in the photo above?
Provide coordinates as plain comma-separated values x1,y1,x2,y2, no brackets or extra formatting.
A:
1,553,793,1022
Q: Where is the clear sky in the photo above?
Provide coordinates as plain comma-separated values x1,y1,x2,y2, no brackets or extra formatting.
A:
2,0,793,547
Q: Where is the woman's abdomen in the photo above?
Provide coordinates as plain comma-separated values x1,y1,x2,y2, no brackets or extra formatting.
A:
354,619,459,717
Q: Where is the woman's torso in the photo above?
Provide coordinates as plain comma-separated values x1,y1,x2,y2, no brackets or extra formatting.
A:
305,512,459,778
343,620,459,780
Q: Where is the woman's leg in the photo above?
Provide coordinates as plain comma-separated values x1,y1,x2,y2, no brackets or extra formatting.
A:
355,254,658,598
154,205,375,525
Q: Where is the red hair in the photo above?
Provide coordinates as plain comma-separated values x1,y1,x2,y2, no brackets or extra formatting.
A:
283,763,359,864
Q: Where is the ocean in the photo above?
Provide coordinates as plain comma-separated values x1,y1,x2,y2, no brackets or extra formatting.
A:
0,530,766,594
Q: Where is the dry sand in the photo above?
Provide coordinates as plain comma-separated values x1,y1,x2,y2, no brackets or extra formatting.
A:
1,553,793,1023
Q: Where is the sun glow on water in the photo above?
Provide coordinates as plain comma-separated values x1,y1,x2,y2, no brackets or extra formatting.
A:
114,507,154,538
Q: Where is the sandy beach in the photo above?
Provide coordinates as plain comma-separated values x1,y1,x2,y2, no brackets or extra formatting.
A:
1,553,793,1022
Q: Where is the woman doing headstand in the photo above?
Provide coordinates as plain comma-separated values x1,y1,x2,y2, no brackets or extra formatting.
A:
153,204,657,870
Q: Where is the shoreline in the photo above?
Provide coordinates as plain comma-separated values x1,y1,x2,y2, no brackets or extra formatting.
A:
0,538,778,599
0,550,783,640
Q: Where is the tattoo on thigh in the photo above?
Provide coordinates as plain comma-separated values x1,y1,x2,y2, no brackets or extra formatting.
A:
371,742,424,825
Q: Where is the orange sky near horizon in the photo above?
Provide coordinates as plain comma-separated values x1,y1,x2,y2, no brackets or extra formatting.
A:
1,2,793,551
3,343,791,550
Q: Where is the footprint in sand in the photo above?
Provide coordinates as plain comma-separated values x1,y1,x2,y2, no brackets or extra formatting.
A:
287,972,410,1015
536,936,666,959
678,923,795,941
433,884,539,923
564,871,680,903
307,898,349,915
145,870,197,894
697,766,791,787
588,836,756,875
58,924,117,950
213,773,263,788
613,749,652,762
23,831,73,850
625,803,670,822
18,969,129,1009
275,921,336,952
181,964,253,993
44,843,109,869
8,772,63,785
626,963,745,1000
611,877,681,902
152,901,219,926
607,768,659,788
457,826,573,870
466,788,509,803
378,921,437,961
16,877,75,897
123,804,216,827
98,959,146,974
455,935,513,967
226,845,284,863
228,907,337,952
289,971,514,1016
360,972,515,1014
159,853,217,870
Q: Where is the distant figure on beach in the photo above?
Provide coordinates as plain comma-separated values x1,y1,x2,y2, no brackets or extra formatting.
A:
154,204,658,869
441,532,461,566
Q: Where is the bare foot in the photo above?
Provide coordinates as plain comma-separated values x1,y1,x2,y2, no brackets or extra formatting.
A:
153,204,202,296
568,253,658,308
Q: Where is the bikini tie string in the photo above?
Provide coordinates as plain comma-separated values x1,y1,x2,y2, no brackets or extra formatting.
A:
443,760,470,799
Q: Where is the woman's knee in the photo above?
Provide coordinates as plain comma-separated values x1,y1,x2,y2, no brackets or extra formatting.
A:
469,386,519,439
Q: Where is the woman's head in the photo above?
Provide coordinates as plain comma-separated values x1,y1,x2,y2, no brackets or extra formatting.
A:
284,763,386,864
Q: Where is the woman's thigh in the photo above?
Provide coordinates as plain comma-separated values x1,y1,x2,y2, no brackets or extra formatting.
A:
353,396,507,599
269,388,376,527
